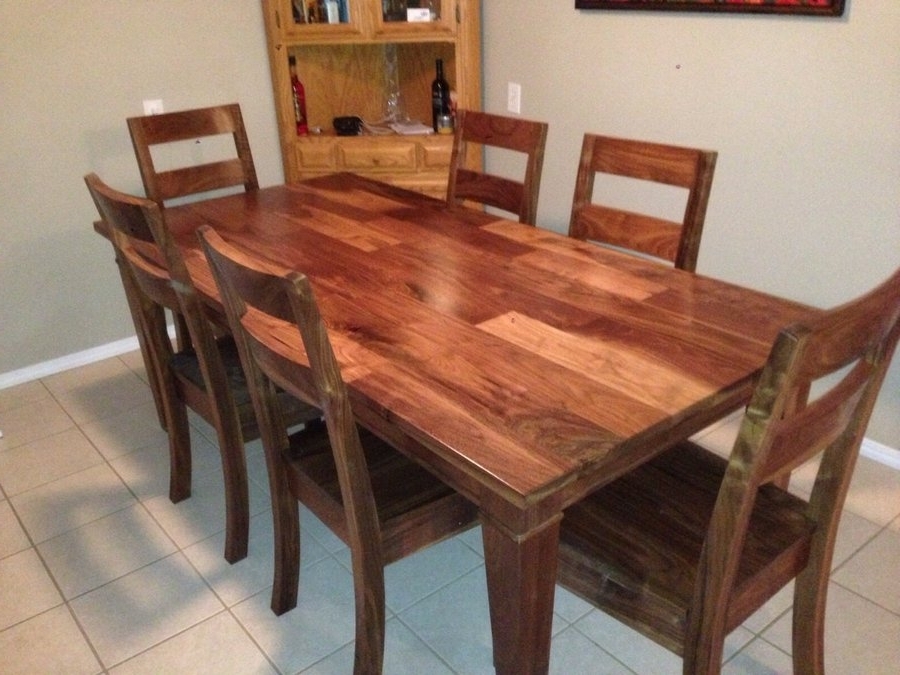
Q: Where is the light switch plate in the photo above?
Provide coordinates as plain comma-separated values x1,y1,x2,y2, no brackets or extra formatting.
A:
142,99,164,115
507,83,521,114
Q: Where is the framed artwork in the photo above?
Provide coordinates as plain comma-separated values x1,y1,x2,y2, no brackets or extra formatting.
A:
575,0,846,15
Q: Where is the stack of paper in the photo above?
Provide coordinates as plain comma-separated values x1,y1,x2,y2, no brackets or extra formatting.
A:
389,121,434,135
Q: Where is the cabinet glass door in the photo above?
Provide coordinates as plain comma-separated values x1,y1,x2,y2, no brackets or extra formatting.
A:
376,0,456,36
280,0,362,37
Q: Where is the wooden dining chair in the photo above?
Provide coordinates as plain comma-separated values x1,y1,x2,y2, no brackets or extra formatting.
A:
128,102,260,357
85,173,320,563
127,102,258,206
446,109,549,225
568,134,717,272
198,226,478,673
557,267,900,674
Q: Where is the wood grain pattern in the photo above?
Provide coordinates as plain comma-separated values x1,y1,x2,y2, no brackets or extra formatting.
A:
569,133,717,272
447,109,549,225
162,172,820,674
165,173,821,497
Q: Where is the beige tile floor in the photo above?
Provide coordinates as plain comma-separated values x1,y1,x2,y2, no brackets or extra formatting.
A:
1,352,900,674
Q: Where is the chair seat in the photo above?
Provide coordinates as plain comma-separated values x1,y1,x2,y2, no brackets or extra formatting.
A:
284,421,478,562
170,336,248,403
170,335,320,437
558,440,815,653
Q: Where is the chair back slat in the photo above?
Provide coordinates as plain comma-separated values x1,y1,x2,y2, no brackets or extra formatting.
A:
572,203,685,263
451,169,525,219
133,104,245,141
589,135,708,188
762,364,869,482
155,159,250,202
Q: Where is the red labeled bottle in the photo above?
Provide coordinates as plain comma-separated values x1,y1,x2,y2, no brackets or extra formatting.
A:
288,55,309,135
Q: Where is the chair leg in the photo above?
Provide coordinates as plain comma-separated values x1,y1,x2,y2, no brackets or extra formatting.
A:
682,643,724,675
269,455,301,615
166,401,192,503
113,257,168,431
172,310,192,352
134,324,168,431
216,426,250,564
682,602,728,675
792,564,827,675
128,290,189,502
351,550,386,674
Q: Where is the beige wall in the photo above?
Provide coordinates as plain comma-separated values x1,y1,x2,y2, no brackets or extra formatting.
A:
483,0,899,447
0,0,284,374
1,1,897,447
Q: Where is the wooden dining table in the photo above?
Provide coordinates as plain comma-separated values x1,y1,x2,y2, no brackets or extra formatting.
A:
161,171,819,674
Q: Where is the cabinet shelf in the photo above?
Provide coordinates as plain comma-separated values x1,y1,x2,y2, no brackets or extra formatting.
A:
262,0,481,197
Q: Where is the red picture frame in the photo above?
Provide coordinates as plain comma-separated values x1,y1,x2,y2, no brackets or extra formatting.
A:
575,0,845,15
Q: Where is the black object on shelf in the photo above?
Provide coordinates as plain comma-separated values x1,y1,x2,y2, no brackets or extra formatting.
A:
333,116,362,136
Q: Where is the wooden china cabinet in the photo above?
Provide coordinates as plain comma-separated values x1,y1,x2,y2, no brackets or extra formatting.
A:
261,0,482,197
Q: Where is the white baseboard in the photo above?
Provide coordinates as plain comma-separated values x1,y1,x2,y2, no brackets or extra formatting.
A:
0,336,143,389
2,334,899,471
0,325,174,390
861,438,900,471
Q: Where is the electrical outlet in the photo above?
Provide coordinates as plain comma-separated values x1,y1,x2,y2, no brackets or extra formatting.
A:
142,99,164,115
507,82,521,114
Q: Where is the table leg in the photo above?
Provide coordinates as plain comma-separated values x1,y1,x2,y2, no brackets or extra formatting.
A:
482,514,561,675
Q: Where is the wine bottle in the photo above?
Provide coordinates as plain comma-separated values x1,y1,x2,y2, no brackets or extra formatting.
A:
431,59,450,132
288,56,309,136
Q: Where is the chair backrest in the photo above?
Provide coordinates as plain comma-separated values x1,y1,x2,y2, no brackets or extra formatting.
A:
84,173,238,426
84,173,180,312
127,103,259,205
85,174,176,425
197,226,383,567
446,109,549,225
692,266,900,657
568,133,717,271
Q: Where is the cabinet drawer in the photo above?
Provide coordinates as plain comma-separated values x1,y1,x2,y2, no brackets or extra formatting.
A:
294,142,338,170
340,142,417,171
395,174,451,199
